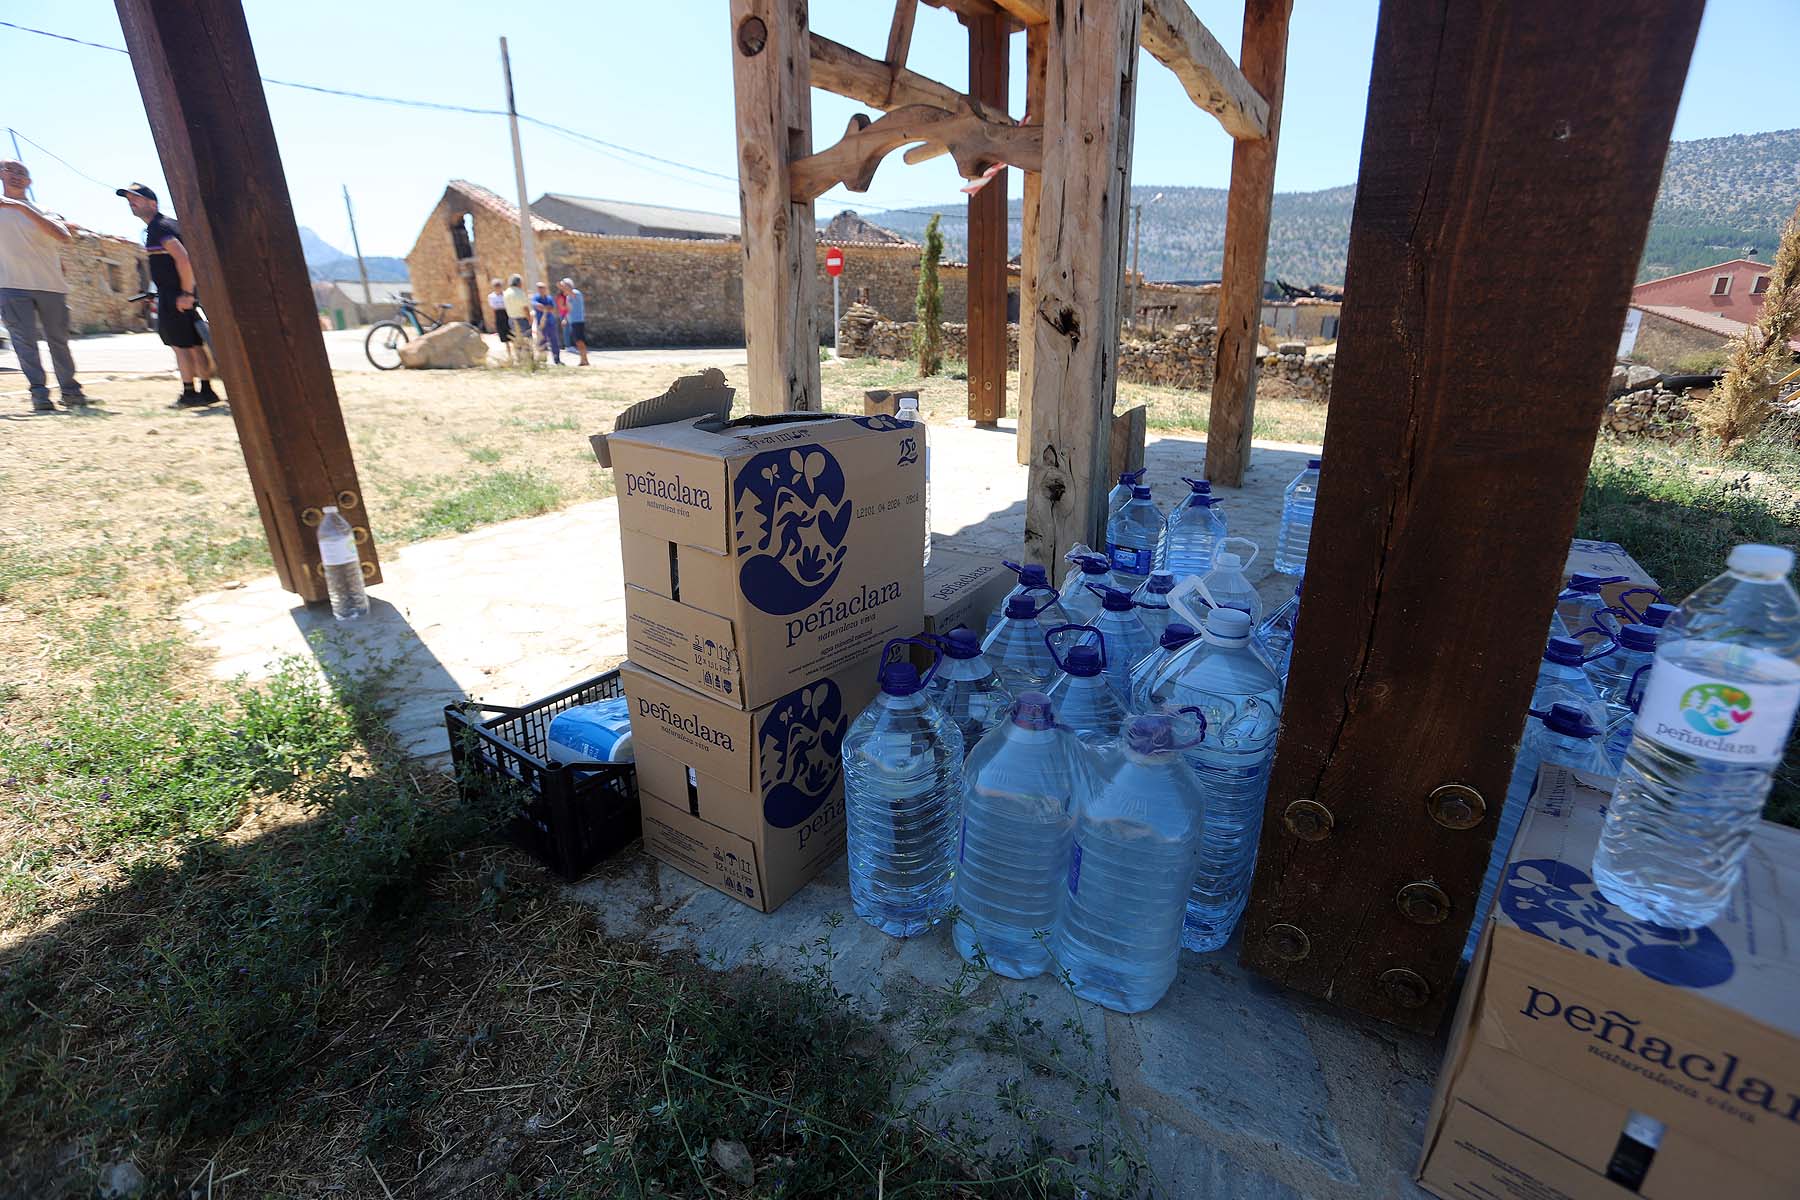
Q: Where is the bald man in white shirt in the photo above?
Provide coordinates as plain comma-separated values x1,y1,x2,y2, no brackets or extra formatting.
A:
0,160,86,412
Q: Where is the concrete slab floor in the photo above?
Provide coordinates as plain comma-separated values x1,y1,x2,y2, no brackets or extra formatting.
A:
181,424,1442,1198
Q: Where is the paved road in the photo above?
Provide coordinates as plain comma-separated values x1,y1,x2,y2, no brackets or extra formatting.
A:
3,327,749,378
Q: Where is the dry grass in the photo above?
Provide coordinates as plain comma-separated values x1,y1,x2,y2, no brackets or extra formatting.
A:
1692,201,1800,448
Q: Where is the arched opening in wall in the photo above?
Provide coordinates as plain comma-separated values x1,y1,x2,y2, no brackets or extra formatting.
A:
448,211,484,326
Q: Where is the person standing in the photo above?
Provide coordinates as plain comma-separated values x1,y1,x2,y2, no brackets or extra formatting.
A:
502,273,531,364
531,280,562,365
0,160,87,413
117,182,222,408
487,277,510,344
559,277,589,366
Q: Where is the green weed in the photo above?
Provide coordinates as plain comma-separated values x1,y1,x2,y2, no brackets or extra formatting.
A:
400,470,564,540
465,445,504,464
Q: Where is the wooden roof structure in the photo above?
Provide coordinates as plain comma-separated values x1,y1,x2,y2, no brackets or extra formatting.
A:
116,0,1702,1030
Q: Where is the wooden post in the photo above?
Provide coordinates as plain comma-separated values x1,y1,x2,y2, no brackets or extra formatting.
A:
1014,21,1046,465
1239,0,1703,1031
116,0,379,604
965,9,1009,427
731,0,821,413
1021,0,1138,577
1203,0,1291,488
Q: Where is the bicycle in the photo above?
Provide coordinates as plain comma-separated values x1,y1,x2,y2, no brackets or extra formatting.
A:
364,296,455,370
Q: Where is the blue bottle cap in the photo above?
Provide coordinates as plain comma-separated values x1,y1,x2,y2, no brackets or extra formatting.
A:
1005,593,1042,619
1131,485,1153,500
1307,457,1322,469
1643,602,1678,628
879,660,924,696
1543,636,1587,666
1617,623,1659,653
1092,583,1134,612
1143,572,1176,595
1075,555,1110,575
1541,702,1601,738
1065,644,1103,677
1124,713,1173,754
1019,563,1049,587
942,627,983,659
1180,476,1211,493
1012,691,1056,730
1159,621,1197,649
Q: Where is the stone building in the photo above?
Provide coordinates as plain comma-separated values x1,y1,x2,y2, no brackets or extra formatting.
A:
404,180,995,347
61,229,150,335
312,278,410,328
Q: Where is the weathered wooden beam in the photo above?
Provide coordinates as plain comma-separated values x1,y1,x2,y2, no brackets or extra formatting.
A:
1203,0,1291,487
808,33,1008,122
966,7,1009,426
788,106,1040,203
1014,20,1046,465
1021,0,1139,579
1240,0,1703,1032
991,0,1047,22
921,0,1009,23
115,0,379,604
1141,0,1269,140
886,0,919,67
732,0,821,413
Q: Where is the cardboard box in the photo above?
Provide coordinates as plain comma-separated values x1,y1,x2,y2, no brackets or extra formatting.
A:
920,548,1015,640
607,412,924,709
620,657,876,912
1419,765,1800,1199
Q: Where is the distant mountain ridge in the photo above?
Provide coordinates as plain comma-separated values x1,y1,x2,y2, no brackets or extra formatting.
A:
838,127,1798,287
297,226,409,283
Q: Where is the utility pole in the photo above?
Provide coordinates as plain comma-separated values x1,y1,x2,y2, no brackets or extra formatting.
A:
342,184,372,308
499,37,540,290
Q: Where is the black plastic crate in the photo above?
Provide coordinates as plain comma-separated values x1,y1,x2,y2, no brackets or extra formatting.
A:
445,670,640,881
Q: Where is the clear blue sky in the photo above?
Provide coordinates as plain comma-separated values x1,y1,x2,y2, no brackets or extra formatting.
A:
3,1,1794,256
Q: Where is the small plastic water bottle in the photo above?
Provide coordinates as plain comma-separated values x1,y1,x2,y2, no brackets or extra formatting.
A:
981,589,1060,694
1129,621,1198,710
986,561,1070,636
897,392,930,565
1132,572,1178,643
1106,467,1148,520
842,639,966,937
1252,584,1301,686
1053,709,1208,1013
1464,701,1610,959
1084,585,1154,699
546,697,635,765
1273,458,1320,576
1143,607,1282,952
1061,555,1118,626
954,691,1092,978
1043,624,1130,749
1105,485,1164,591
1532,634,1610,730
1593,544,1800,928
927,627,1016,755
1589,623,1661,768
1196,538,1264,624
1159,478,1226,579
317,505,369,621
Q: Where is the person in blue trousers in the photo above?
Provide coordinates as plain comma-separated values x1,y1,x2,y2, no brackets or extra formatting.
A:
558,277,589,366
531,280,561,365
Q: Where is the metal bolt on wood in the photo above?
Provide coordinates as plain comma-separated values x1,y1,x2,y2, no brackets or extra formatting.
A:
1379,968,1431,1009
1282,799,1334,841
1426,783,1486,831
1395,881,1451,925
1264,923,1310,962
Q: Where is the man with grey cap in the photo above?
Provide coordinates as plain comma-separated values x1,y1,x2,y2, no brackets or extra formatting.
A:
0,159,87,413
118,181,223,408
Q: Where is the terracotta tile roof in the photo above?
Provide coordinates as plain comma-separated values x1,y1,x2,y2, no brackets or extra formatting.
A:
1635,304,1800,352
447,179,567,234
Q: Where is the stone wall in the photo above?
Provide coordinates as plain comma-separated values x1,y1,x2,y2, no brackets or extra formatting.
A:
1257,347,1335,403
61,231,149,335
1136,281,1219,328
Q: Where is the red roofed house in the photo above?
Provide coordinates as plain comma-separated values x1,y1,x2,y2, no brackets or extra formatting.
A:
1632,258,1773,320
1623,258,1796,372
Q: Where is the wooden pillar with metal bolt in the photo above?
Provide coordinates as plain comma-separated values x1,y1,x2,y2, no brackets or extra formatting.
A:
964,7,1009,427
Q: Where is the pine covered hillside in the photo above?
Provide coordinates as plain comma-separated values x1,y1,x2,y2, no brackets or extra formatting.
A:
1639,128,1800,280
840,128,1799,288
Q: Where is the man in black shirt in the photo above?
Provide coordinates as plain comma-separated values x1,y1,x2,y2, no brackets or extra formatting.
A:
117,182,222,408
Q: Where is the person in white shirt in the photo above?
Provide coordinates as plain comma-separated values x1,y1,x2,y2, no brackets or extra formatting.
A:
0,160,86,413
486,277,510,345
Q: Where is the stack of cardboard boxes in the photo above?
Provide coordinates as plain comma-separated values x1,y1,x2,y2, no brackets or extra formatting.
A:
604,411,928,912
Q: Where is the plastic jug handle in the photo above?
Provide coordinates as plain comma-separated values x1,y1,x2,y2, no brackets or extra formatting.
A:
1615,586,1662,622
1023,582,1060,618
1220,536,1259,570
1175,704,1207,746
880,635,944,689
1042,622,1104,671
1570,627,1617,662
1626,663,1653,712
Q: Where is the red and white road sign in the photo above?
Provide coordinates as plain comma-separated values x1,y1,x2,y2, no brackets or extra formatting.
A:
825,246,845,276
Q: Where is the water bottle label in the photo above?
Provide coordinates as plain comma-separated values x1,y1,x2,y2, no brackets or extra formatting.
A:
318,537,360,567
1106,543,1153,576
1066,842,1083,895
1634,654,1800,765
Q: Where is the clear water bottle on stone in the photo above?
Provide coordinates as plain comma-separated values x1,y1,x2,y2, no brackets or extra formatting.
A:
1158,478,1226,579
1463,701,1610,959
1273,457,1321,576
1043,624,1130,749
842,639,966,938
1061,555,1119,626
1129,621,1198,710
1105,485,1165,592
1053,709,1208,1013
1532,634,1610,731
981,588,1060,694
1084,585,1155,700
986,560,1070,636
1143,607,1283,952
954,691,1093,978
317,505,369,621
1106,467,1148,521
1252,584,1302,686
1588,622,1661,769
927,627,1016,755
1132,572,1178,643
1196,538,1264,624
897,392,930,565
1593,545,1800,928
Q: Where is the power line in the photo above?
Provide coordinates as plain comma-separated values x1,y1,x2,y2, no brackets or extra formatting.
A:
7,128,112,190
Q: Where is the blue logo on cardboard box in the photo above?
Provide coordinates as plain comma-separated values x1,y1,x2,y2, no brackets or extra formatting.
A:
758,679,846,828
1500,857,1734,989
734,445,853,616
